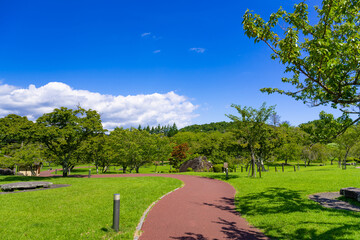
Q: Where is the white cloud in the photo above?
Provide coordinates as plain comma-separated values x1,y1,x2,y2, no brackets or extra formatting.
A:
153,50,161,54
141,32,151,37
190,48,206,53
0,82,198,130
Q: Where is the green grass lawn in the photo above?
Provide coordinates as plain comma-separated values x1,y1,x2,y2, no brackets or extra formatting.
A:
189,164,360,240
0,175,182,240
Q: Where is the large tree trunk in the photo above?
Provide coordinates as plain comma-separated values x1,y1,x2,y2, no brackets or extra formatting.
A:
62,165,68,177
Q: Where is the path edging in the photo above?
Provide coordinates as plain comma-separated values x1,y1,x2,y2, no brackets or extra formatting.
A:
133,182,184,240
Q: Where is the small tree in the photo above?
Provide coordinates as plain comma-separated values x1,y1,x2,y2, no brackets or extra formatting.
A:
170,143,189,169
226,103,276,177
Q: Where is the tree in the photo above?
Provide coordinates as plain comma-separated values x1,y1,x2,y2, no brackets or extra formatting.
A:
243,1,360,126
299,111,352,144
170,143,189,169
78,134,112,173
226,103,276,177
335,125,360,169
36,107,104,177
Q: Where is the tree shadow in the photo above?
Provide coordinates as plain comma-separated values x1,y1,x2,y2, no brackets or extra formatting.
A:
201,174,240,181
214,217,268,240
203,197,240,216
170,232,211,240
236,187,360,239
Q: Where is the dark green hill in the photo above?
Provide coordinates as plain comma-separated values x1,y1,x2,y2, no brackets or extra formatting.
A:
179,121,236,133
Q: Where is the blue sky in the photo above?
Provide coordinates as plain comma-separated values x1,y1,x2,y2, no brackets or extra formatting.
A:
0,0,337,129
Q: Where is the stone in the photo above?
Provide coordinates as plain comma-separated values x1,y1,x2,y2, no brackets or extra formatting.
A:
340,187,360,202
179,156,212,172
0,181,53,192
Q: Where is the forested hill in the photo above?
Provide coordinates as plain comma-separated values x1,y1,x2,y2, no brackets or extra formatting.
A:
179,121,236,133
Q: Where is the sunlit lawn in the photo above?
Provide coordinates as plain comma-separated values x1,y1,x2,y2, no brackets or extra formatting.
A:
0,175,181,240
189,164,360,239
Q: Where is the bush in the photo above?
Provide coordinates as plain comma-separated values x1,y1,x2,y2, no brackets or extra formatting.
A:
169,169,179,173
186,167,193,172
212,164,223,173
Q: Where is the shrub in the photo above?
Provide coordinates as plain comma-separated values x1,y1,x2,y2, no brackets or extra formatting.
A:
212,164,223,173
186,167,193,172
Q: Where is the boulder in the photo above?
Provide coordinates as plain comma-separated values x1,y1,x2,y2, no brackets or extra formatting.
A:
179,156,212,172
340,187,360,202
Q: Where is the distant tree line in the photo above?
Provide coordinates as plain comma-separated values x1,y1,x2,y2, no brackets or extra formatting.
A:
0,103,359,178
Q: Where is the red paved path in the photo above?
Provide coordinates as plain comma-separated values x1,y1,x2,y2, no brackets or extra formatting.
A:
39,171,268,239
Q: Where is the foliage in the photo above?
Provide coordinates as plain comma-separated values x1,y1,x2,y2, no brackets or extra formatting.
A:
299,111,352,144
226,102,277,177
170,143,189,169
243,0,360,124
36,107,104,176
179,121,237,133
212,164,223,173
139,123,178,137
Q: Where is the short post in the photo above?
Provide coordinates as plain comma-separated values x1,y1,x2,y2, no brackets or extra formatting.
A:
225,168,228,180
282,163,284,172
88,169,91,178
241,166,243,172
297,164,300,170
294,165,296,172
55,169,57,174
275,166,277,172
113,194,120,232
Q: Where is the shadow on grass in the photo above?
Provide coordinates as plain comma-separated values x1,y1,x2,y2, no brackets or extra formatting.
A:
236,187,360,239
201,174,240,181
0,176,54,182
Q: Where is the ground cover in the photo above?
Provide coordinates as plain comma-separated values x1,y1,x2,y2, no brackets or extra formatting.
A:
0,175,181,240
187,164,360,239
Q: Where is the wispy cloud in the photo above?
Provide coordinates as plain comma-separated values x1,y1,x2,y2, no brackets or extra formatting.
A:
190,48,206,53
141,32,151,37
141,32,162,40
153,50,161,54
0,82,198,130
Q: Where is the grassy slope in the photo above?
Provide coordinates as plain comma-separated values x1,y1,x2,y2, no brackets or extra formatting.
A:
188,164,360,240
0,176,181,240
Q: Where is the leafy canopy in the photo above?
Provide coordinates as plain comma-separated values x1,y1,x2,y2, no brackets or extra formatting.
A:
243,0,360,122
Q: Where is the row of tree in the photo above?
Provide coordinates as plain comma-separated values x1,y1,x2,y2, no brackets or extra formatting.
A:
0,103,359,178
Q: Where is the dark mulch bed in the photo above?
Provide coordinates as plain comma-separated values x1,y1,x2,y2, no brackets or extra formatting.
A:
0,184,70,194
309,192,360,212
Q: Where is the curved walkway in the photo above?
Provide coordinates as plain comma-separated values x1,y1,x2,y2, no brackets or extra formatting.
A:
40,171,268,239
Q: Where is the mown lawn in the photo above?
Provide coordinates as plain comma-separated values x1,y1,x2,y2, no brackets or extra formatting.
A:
191,164,360,239
0,175,182,240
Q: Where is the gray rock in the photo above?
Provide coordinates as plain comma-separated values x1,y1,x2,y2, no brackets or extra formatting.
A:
179,156,212,172
1,181,53,191
340,187,360,202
